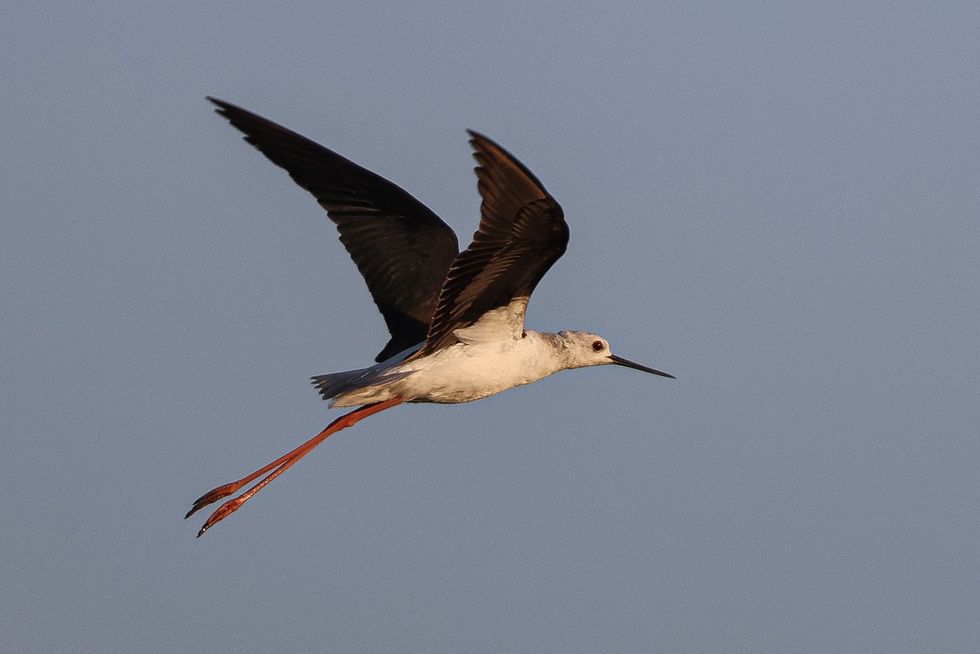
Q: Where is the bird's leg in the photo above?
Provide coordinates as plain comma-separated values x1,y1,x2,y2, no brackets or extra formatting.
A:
185,446,309,519
188,397,403,537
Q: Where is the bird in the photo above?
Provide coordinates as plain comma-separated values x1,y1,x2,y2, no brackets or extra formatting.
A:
187,97,674,537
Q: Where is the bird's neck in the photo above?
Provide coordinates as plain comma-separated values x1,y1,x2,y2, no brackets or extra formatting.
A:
527,330,578,372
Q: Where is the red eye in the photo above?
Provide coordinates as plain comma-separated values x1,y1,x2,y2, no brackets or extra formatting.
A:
592,340,604,352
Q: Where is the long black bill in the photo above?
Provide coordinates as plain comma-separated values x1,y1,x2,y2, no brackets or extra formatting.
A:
609,354,675,379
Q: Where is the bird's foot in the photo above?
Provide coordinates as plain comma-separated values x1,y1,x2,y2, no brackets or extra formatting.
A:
185,481,243,519
196,497,244,537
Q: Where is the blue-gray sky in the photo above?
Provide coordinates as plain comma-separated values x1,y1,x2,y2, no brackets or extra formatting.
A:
3,2,979,652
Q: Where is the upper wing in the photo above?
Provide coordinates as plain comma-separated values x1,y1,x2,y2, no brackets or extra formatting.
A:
208,97,459,361
420,131,568,354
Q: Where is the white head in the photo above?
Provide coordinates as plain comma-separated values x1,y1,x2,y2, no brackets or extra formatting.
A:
556,330,674,378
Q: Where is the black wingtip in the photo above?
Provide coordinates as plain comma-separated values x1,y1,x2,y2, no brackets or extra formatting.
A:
206,96,234,117
465,129,494,149
464,129,551,195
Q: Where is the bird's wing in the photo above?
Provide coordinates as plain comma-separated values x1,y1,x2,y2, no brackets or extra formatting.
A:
208,97,459,362
420,131,568,354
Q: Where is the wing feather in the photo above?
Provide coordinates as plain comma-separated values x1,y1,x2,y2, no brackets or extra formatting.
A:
421,132,568,354
208,97,459,361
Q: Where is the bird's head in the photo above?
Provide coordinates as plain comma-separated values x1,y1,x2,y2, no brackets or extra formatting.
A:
556,330,674,378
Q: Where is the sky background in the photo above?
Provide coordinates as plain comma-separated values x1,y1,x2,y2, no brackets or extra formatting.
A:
3,2,979,652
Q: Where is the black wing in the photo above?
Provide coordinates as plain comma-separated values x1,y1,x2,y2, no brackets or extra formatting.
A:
208,97,459,361
420,131,568,354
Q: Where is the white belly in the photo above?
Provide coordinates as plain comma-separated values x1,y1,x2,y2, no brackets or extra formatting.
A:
332,330,566,407
395,336,561,403
327,330,566,407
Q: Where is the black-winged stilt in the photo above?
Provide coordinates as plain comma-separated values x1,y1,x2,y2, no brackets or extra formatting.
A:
187,97,674,536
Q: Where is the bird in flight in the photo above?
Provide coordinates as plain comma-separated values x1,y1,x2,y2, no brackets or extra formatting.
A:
187,97,674,536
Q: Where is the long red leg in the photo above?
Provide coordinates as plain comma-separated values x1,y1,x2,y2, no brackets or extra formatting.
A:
188,397,403,537
185,443,312,519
